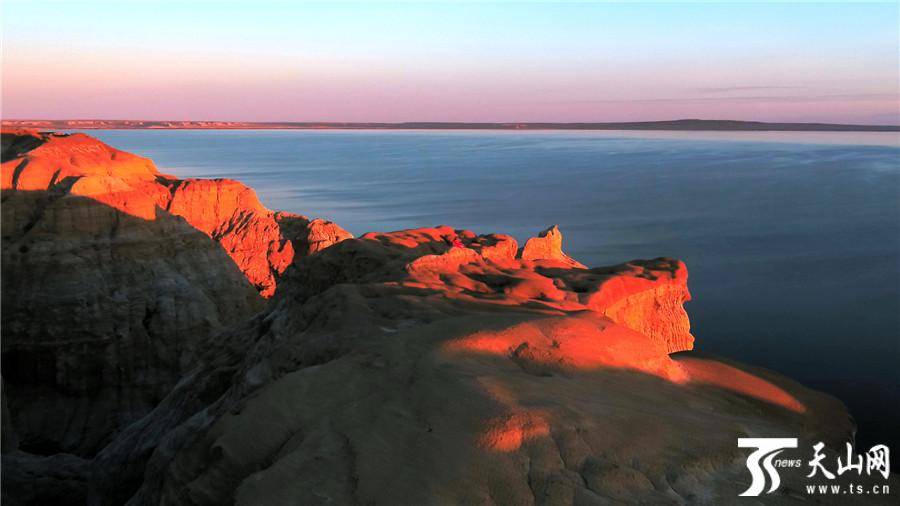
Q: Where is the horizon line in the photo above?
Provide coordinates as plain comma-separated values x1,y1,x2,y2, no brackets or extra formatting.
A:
3,118,899,132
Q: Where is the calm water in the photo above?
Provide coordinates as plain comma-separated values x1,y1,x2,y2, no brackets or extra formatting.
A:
88,129,900,449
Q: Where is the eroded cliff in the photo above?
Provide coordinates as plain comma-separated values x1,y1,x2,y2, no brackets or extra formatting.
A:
2,130,352,297
0,130,349,503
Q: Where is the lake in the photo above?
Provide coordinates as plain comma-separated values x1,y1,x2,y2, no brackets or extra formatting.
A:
87,129,900,450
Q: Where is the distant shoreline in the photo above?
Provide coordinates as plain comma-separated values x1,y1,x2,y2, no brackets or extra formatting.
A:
3,119,899,132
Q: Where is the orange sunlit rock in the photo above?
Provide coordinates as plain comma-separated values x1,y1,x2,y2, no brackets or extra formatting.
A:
469,233,518,262
444,312,688,382
479,411,551,452
351,225,695,353
585,260,694,353
304,218,354,254
442,310,806,414
679,357,806,413
0,130,351,296
1,130,158,191
519,225,586,268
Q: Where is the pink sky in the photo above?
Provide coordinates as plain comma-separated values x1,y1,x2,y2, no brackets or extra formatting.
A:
3,2,898,124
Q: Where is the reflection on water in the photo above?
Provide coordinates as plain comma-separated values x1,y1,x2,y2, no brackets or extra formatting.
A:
88,129,900,449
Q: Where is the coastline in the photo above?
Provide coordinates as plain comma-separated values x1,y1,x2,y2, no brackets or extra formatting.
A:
4,118,900,132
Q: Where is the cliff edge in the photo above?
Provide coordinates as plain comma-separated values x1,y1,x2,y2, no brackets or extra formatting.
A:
1,131,888,505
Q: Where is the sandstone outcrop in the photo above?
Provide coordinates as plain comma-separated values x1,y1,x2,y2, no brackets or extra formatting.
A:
519,225,585,268
2,131,888,505
2,130,352,297
107,227,865,505
358,225,692,353
0,131,348,503
1,139,261,462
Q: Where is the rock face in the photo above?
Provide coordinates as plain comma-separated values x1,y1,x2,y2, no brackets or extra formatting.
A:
109,226,862,506
1,131,262,460
162,179,349,297
0,131,348,504
1,130,352,297
519,224,586,268
2,131,887,505
364,225,692,353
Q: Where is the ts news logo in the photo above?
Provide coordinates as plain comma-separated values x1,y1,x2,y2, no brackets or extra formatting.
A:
738,437,891,497
738,438,799,496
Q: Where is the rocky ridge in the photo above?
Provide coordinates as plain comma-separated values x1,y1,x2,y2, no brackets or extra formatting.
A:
2,130,351,297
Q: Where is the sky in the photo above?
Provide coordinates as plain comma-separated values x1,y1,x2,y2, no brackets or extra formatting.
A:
2,1,898,124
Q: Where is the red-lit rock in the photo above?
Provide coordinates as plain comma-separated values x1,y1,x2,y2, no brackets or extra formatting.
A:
0,130,349,483
1,130,352,296
469,233,518,262
1,130,158,191
519,224,586,268
301,218,355,255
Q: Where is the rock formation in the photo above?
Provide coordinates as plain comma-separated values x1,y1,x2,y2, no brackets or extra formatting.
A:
2,131,892,505
2,130,352,297
0,130,348,504
519,224,585,268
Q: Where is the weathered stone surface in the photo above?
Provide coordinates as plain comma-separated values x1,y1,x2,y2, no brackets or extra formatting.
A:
358,226,693,354
1,130,353,297
519,225,586,268
0,130,348,504
115,229,862,506
1,132,265,462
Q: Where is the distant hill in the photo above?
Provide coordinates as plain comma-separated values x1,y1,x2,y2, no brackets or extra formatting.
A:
3,118,898,132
